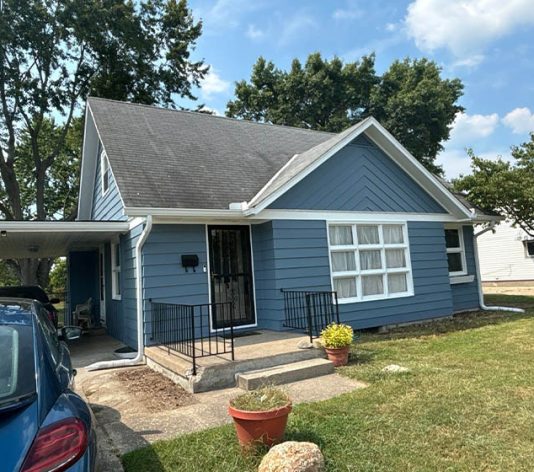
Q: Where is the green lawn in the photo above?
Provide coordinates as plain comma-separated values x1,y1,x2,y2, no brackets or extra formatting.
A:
122,294,534,472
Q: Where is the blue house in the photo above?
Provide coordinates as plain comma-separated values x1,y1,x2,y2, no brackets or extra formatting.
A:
39,97,495,377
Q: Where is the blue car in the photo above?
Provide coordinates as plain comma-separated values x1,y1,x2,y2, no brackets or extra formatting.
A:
0,298,97,472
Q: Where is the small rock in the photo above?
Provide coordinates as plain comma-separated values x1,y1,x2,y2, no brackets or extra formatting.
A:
382,364,410,373
312,339,324,349
297,339,313,349
258,441,325,472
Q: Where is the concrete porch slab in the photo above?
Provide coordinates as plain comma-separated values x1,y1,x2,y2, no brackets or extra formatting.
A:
144,330,328,392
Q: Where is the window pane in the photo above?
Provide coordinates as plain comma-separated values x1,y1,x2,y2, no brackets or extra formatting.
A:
526,241,534,257
362,274,384,296
333,277,357,299
447,252,463,273
331,251,356,272
388,273,407,293
385,249,406,268
357,225,379,245
329,226,353,246
114,244,120,267
359,250,382,270
445,229,460,248
383,225,404,244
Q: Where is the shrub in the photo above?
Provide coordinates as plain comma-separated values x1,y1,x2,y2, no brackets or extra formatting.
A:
230,386,290,412
321,323,353,348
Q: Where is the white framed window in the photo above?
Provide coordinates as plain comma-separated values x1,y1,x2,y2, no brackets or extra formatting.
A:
111,242,121,300
101,150,110,195
327,222,413,303
524,240,534,258
445,226,467,276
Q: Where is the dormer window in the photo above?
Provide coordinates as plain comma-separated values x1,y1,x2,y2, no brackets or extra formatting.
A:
101,150,110,195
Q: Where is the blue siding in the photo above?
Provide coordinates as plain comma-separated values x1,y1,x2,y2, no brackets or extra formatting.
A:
91,144,126,221
105,225,142,349
142,224,210,344
252,220,455,330
450,225,480,312
67,251,100,325
269,136,446,213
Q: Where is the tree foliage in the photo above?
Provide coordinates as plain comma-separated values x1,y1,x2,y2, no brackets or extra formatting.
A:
454,134,534,237
226,54,463,175
0,0,206,285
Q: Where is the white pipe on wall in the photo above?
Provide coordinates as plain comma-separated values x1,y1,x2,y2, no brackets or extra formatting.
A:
473,223,525,314
87,215,154,371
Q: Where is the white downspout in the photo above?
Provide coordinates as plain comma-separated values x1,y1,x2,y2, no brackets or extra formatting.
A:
473,222,524,313
87,215,154,371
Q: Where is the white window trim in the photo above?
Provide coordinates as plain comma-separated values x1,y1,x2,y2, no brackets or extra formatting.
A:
445,225,468,277
111,242,121,300
450,275,474,285
101,150,110,197
327,221,414,304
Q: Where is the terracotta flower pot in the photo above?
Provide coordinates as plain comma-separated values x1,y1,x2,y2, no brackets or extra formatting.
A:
325,346,350,366
228,402,292,447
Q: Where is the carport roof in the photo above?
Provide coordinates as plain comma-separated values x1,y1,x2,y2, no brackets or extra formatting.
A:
0,221,130,258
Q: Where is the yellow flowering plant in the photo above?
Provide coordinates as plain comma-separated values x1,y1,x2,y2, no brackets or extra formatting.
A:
320,323,354,349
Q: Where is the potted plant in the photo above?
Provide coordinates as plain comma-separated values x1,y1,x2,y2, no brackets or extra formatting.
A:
228,386,292,447
321,323,354,366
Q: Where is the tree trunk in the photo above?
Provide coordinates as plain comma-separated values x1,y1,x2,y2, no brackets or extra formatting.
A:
16,258,54,288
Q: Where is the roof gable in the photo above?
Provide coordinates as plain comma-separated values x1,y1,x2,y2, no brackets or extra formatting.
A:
268,135,446,213
246,117,472,219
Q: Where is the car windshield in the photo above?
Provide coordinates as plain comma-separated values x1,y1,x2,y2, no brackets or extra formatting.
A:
0,323,36,408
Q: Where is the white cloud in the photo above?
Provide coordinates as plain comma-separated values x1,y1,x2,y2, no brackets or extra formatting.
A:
246,24,264,39
450,54,485,69
405,0,534,60
385,22,398,32
197,0,265,31
448,112,500,145
438,111,501,178
278,13,318,45
332,8,363,20
502,107,534,134
438,147,511,178
200,69,231,99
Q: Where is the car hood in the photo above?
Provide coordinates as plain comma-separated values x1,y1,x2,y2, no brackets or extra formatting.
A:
0,399,39,472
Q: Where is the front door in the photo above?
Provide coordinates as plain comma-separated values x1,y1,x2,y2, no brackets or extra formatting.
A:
208,225,255,329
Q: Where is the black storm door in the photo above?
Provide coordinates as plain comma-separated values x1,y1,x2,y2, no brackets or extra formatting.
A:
208,225,255,329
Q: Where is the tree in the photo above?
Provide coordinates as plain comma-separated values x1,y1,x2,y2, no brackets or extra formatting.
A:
48,258,67,295
0,0,207,286
454,134,534,237
226,54,463,175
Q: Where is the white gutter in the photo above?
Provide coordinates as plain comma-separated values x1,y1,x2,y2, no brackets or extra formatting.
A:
473,222,524,314
87,215,154,371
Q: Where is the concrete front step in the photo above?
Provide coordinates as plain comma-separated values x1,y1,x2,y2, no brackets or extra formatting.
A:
236,358,335,390
144,343,327,393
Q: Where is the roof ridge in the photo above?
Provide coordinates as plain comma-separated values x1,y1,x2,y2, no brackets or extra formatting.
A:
87,96,336,136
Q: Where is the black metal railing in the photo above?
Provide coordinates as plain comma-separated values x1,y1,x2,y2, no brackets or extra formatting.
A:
281,289,340,342
147,301,235,376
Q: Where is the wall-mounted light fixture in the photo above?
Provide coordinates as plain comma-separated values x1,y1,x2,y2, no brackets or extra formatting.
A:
0,230,7,237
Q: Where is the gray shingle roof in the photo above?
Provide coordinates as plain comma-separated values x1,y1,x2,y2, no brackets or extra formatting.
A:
88,97,333,209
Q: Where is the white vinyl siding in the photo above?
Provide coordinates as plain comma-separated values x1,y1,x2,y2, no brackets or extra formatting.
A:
327,222,413,303
477,222,534,282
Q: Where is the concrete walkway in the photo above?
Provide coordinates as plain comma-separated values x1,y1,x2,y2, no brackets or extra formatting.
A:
69,335,366,471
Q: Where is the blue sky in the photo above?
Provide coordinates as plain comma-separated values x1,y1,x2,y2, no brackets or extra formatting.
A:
184,0,534,179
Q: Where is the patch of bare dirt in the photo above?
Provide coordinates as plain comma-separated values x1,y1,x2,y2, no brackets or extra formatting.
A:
115,367,196,412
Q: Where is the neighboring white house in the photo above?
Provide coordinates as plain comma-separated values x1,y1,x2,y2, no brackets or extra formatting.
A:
478,221,534,283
